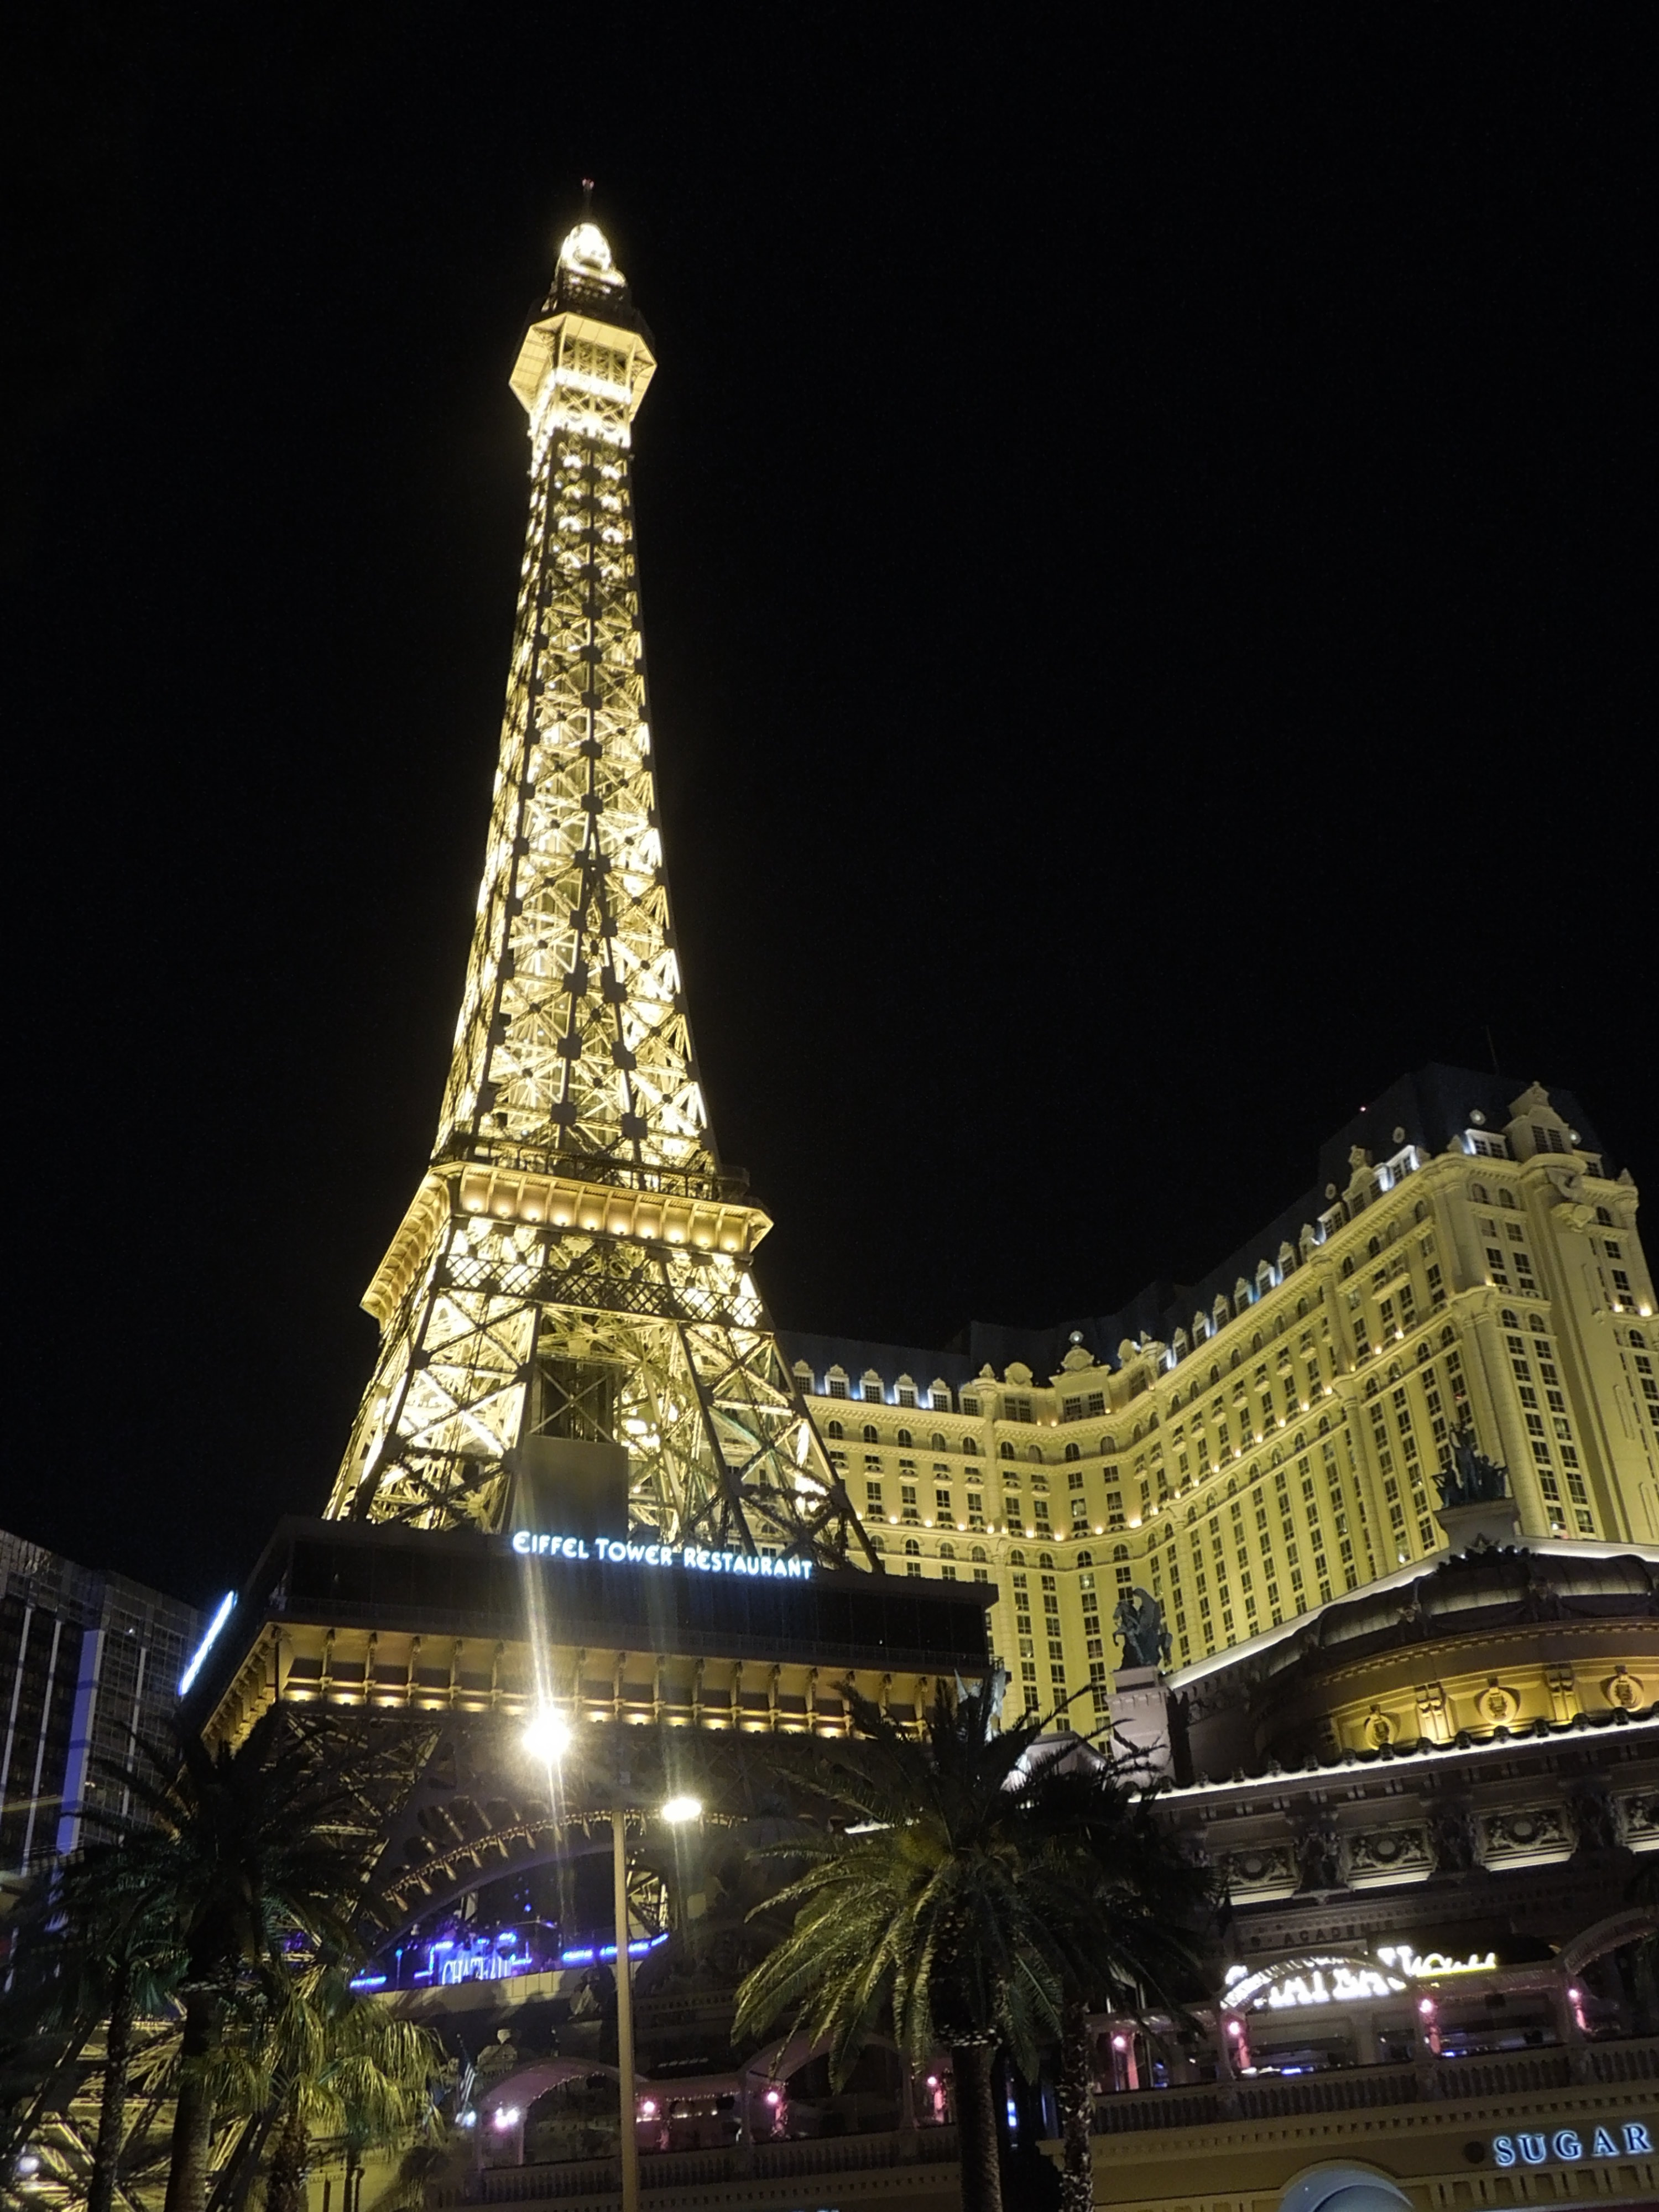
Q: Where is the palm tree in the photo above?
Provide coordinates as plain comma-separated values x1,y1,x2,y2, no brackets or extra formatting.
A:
81,1712,372,2212
206,1961,440,2212
732,1680,1180,2212
49,1843,185,2212
1019,1767,1214,2212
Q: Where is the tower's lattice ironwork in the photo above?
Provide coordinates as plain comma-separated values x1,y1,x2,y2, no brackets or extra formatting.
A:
326,220,875,1568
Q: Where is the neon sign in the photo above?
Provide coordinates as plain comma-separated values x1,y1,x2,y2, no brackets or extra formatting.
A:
1494,2125,1651,2166
1224,1957,1407,2011
1376,1944,1497,1977
511,1532,815,1579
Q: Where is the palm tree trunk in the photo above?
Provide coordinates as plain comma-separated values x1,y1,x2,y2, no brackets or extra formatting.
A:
1056,1997,1094,2212
952,2042,1004,2212
264,2089,309,2212
164,1987,223,2212
90,1963,133,2212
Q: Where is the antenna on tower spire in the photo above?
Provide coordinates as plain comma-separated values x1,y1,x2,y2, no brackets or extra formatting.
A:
581,176,595,213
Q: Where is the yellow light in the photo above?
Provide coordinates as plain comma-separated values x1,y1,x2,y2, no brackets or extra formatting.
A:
660,1794,702,1824
523,1709,572,1763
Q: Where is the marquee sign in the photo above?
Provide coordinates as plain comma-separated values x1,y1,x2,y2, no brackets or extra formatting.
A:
1223,1957,1407,2011
510,1532,816,1580
1493,2124,1652,2166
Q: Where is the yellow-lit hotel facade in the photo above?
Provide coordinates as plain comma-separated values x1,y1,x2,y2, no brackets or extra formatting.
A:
785,1065,1658,1738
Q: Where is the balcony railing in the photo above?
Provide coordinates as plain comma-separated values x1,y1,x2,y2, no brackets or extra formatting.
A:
1092,2035,1659,2135
449,2124,959,2202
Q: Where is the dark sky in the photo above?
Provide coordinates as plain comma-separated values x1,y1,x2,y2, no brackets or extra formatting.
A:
6,6,1653,1607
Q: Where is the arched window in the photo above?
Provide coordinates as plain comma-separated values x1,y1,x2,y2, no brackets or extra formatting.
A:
999,1442,1015,1460
931,1432,947,1453
826,1420,844,1439
1440,1324,1456,1345
963,1438,980,1457
1528,1314,1546,1333
1472,1182,1488,1203
1363,1378,1379,1399
1413,1198,1428,1222
903,1537,920,1556
1064,1442,1081,1462
938,1541,956,1559
862,1423,879,1444
1229,1349,1241,1370
1209,1365,1221,1386
1317,1415,1330,1434
1112,1543,1129,1561
1498,1188,1517,1209
1500,1309,1519,1328
1039,1551,1055,1568
1367,1235,1381,1259
1416,1342,1431,1363
1010,1548,1027,1566
1632,1329,1647,1348
1077,1551,1093,1567
896,1428,913,1448
1251,1331,1262,1353
971,1545,988,1562
1026,1443,1042,1464
1296,1295,1308,1317
1340,1255,1354,1279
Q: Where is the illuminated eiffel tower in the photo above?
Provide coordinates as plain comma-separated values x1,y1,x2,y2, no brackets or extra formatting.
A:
325,211,875,1569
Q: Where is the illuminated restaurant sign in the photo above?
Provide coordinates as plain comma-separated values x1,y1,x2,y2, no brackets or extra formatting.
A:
511,1532,815,1579
1493,2124,1651,2166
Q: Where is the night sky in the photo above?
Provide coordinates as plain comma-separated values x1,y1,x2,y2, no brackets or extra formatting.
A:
7,8,1652,1607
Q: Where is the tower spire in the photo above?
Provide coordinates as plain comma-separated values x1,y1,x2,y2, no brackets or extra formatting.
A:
326,210,877,1571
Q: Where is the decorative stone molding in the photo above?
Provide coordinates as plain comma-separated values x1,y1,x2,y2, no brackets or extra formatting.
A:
1478,1803,1572,1869
1223,1845,1297,1902
1345,1824,1433,1888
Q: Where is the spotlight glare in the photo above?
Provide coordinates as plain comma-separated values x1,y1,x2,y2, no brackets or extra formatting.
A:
523,1709,572,1762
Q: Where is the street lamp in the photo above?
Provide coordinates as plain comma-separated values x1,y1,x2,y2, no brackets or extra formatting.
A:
520,1715,703,2212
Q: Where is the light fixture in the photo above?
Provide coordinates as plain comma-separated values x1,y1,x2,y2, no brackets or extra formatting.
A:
523,1709,572,1762
660,1794,702,1823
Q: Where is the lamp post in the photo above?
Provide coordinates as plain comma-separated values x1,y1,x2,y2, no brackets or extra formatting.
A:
524,1710,700,2212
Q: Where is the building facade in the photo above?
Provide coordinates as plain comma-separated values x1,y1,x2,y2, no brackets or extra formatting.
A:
784,1063,1657,1734
0,1528,197,1871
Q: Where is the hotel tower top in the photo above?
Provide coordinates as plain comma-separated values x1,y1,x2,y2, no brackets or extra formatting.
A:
324,216,877,1571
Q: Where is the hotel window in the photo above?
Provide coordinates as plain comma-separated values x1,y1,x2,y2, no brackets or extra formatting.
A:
864,1481,883,1508
827,1372,848,1397
863,1378,883,1404
1006,1395,1034,1423
862,1424,879,1444
931,1384,953,1411
935,1487,952,1515
896,1383,917,1408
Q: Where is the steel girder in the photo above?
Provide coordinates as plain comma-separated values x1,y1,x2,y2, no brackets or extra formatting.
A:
322,226,876,1572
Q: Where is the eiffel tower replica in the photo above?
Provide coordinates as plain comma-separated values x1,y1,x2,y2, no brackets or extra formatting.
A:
324,210,874,1571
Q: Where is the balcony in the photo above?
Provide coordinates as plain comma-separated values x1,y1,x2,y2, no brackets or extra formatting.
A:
1091,2034,1659,2134
446,2124,960,2201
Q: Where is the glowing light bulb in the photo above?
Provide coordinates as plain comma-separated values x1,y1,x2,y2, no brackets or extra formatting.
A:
660,1794,703,1823
523,1709,571,1762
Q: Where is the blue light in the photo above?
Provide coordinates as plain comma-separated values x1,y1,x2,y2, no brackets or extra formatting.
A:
178,1592,236,1697
348,1974,387,1991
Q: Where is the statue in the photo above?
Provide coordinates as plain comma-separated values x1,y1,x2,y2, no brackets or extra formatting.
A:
1113,1585,1172,1671
1295,1818,1343,1892
1436,1426,1510,1510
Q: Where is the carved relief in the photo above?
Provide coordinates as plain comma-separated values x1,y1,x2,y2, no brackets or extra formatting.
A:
1346,1825,1432,1887
1223,1845,1297,1901
1604,1666,1645,1711
1479,1804,1572,1868
1615,1791,1659,1851
1477,1679,1524,1728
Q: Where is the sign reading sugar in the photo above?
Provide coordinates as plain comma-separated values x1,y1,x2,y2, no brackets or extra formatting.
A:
1493,2124,1651,2166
